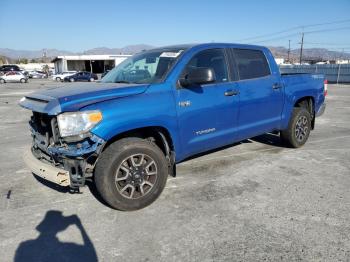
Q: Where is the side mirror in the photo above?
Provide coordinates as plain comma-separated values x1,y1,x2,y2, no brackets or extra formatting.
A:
179,67,216,87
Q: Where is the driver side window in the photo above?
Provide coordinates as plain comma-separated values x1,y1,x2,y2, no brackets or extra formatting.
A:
182,49,228,83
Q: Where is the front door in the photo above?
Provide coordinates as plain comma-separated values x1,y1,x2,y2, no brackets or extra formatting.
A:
175,48,239,158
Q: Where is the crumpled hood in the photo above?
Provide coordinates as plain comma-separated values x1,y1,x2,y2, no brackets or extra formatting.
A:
19,82,149,115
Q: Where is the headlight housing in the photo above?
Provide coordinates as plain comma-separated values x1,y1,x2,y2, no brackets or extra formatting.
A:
57,110,103,137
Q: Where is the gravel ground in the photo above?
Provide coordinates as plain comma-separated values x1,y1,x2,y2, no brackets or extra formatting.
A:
0,79,349,262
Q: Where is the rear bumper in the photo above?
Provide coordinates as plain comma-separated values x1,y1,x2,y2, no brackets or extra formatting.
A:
23,148,70,187
316,103,326,117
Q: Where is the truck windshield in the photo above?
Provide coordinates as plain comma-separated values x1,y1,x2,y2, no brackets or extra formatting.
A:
101,49,185,84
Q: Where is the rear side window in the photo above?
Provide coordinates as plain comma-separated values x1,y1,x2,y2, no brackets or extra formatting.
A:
232,49,270,80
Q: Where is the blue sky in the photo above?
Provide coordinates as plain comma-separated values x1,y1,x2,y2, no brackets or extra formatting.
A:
0,0,349,52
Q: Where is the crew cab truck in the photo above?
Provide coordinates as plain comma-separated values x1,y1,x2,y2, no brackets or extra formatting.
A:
19,43,326,211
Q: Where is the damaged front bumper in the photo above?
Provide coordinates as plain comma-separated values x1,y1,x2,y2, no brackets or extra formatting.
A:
24,148,71,186
26,133,106,188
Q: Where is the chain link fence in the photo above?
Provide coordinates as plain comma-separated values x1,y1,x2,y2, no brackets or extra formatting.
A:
279,64,350,83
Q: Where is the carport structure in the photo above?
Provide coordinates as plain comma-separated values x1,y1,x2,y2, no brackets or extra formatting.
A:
52,54,131,74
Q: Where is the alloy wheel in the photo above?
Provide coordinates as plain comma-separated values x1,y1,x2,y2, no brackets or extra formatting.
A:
115,153,158,199
295,115,308,142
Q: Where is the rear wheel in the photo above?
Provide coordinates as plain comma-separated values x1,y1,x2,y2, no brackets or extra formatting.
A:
281,107,311,148
95,137,168,211
56,77,61,82
89,77,95,82
70,78,75,82
0,79,5,84
20,78,26,83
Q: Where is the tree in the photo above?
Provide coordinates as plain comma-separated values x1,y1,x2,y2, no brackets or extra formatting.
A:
17,58,28,64
42,64,50,75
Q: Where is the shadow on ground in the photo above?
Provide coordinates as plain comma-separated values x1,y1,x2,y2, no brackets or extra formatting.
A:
14,210,98,262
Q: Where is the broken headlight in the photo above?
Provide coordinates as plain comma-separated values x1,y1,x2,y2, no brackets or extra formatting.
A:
57,110,102,137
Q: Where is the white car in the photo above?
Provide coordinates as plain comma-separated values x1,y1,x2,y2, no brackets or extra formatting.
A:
0,71,28,83
52,71,77,82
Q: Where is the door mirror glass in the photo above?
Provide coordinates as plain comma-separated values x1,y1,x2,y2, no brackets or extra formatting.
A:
180,67,216,87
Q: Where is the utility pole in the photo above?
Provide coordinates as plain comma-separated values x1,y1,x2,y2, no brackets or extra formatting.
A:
287,40,291,63
299,32,304,64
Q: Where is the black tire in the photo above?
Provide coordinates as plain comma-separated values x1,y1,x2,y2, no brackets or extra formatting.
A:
20,78,25,83
0,79,5,84
94,137,168,211
89,77,94,82
70,78,75,82
281,107,312,148
56,77,61,82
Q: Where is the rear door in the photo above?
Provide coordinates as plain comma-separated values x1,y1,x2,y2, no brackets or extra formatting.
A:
84,72,91,81
230,48,284,140
175,48,239,158
76,72,84,81
6,72,17,82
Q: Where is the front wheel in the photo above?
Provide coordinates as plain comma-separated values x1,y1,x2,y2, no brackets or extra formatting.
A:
70,78,75,82
89,77,95,82
0,79,5,84
94,137,168,211
281,107,311,148
56,77,61,82
20,78,26,83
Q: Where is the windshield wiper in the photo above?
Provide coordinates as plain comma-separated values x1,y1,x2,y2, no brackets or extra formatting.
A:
114,80,132,84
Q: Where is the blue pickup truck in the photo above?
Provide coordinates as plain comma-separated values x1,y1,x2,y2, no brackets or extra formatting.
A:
19,43,326,210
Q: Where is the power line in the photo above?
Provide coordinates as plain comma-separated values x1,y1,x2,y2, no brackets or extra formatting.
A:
238,26,301,41
304,26,350,34
300,18,350,29
251,33,300,43
237,19,350,41
250,27,350,44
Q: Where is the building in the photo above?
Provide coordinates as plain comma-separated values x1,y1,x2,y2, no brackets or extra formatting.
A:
15,63,54,71
336,59,350,64
52,54,131,74
274,58,285,65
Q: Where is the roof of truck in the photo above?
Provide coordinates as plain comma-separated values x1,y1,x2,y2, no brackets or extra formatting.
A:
147,43,267,52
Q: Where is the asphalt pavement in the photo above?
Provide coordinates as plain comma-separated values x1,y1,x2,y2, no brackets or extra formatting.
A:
0,79,349,261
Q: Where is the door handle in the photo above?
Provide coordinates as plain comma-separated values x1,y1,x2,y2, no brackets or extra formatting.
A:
272,83,282,89
224,90,239,96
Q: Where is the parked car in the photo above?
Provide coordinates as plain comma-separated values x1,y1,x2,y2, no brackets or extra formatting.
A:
20,70,29,77
0,71,28,83
63,71,98,82
20,43,326,211
28,71,47,79
52,71,77,82
0,64,21,73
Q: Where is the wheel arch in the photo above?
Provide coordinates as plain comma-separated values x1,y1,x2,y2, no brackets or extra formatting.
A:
101,126,176,176
294,96,315,129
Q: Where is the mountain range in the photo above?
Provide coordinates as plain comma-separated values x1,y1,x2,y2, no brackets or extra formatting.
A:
0,45,154,60
268,46,350,61
0,44,349,62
